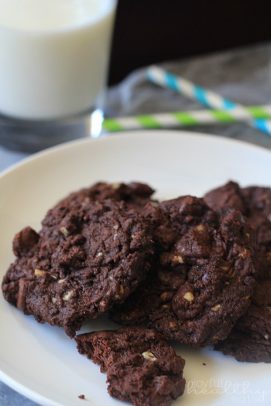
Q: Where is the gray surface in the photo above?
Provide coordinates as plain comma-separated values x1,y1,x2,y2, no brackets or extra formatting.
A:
1,42,271,406
0,149,27,172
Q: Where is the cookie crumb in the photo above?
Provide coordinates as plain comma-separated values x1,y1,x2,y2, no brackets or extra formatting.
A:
202,362,206,366
78,394,85,400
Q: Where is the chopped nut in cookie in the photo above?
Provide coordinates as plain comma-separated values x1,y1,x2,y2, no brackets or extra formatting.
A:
211,304,221,312
34,269,46,277
183,292,194,302
142,351,157,361
63,290,74,301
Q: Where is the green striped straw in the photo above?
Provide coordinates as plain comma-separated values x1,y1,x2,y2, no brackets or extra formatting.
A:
103,105,271,132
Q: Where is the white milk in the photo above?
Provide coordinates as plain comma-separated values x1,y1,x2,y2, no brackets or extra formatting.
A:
0,0,116,119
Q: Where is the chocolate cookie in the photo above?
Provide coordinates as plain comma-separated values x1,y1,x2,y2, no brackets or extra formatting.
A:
204,181,271,279
76,327,186,406
112,196,256,346
2,199,154,336
215,280,271,362
205,181,271,361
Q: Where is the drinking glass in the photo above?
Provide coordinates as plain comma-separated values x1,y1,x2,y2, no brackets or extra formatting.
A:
0,0,117,151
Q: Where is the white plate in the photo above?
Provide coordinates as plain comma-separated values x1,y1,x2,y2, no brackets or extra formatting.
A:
0,131,271,406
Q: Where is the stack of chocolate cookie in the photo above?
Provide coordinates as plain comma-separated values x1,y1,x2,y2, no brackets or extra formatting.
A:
2,180,270,406
205,182,271,362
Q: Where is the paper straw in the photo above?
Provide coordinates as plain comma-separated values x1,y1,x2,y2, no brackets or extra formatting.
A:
103,105,271,132
147,65,271,135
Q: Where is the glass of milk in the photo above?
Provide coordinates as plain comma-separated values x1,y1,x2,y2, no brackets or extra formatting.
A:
0,0,117,151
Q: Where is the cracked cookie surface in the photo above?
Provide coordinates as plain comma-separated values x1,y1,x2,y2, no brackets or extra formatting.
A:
111,196,256,346
42,182,155,229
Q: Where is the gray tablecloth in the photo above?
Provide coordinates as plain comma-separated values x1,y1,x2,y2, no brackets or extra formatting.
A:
1,42,271,405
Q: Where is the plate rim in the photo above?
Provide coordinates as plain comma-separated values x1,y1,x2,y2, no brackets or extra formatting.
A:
1,129,271,181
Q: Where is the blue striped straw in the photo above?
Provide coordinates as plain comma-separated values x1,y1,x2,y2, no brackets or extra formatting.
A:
147,65,271,135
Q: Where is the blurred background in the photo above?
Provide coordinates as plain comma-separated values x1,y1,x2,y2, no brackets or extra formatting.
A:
109,0,271,84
